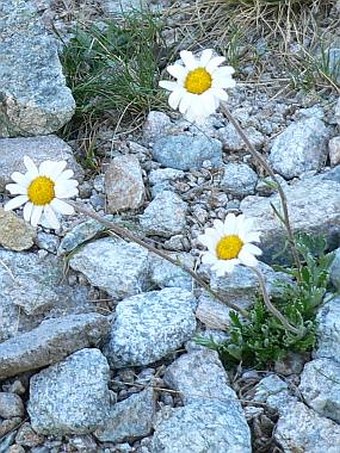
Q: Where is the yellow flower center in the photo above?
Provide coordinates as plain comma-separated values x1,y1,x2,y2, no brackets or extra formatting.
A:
216,235,243,260
27,176,55,205
184,67,212,94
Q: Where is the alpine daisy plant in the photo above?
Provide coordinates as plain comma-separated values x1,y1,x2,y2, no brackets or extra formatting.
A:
159,49,236,122
198,213,262,277
4,156,79,230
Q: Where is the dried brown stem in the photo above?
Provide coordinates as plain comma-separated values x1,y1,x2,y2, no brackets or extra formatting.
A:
220,103,302,277
69,201,249,318
251,266,303,336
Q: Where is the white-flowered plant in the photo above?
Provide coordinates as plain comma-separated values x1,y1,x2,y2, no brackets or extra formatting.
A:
4,156,79,230
159,49,236,122
198,213,262,277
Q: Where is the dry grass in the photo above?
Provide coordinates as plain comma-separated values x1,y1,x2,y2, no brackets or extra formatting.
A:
166,0,339,92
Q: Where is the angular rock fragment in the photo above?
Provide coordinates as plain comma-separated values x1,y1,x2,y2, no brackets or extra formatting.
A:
0,0,75,137
0,314,109,380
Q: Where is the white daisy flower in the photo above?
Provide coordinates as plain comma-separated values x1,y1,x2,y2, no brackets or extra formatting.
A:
197,213,262,277
159,48,236,122
4,156,79,230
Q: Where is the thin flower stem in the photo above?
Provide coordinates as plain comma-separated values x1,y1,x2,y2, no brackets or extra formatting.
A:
220,103,302,278
69,201,250,318
251,266,304,336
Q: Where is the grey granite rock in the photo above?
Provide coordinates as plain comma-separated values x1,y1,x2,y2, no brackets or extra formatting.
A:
28,348,112,435
329,136,340,166
151,400,251,453
275,401,340,453
149,168,185,186
217,124,264,151
195,293,232,330
0,393,25,419
253,375,296,413
253,373,340,452
0,208,35,251
314,296,340,363
0,432,17,452
58,217,116,255
322,165,340,183
149,252,194,291
0,314,109,380
221,163,258,196
139,191,187,238
241,175,340,263
164,349,237,404
143,111,172,144
149,168,184,196
105,155,145,212
103,288,197,368
336,97,340,127
0,249,89,341
35,232,60,254
0,135,83,191
94,388,156,443
0,0,75,137
14,422,44,448
208,262,292,309
299,358,340,423
330,247,340,291
152,134,222,170
102,0,147,16
268,118,330,179
69,237,150,299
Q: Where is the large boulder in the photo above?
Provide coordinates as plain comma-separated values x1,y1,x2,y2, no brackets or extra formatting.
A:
241,175,340,263
0,0,75,137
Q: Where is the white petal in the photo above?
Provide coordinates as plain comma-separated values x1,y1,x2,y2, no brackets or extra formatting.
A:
4,195,28,211
212,77,236,90
44,205,60,230
206,56,226,73
168,89,185,110
238,250,259,267
166,64,187,80
39,160,55,177
30,205,43,227
180,50,199,70
54,181,79,199
52,161,68,179
213,259,237,276
55,169,75,183
5,183,27,195
212,66,235,78
213,219,225,235
197,234,217,252
200,49,214,66
242,243,262,256
235,214,246,229
211,87,230,101
185,95,208,121
201,252,218,265
23,202,33,222
199,91,218,116
39,160,68,180
237,217,256,238
159,80,178,91
178,92,193,115
10,171,30,187
24,156,39,177
243,231,261,243
51,198,74,215
223,213,237,235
